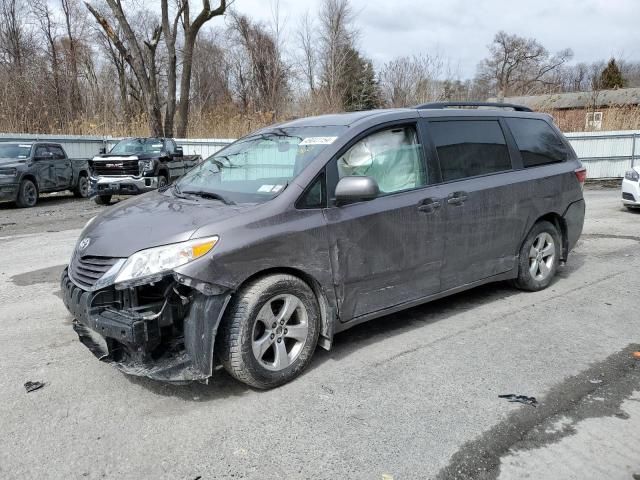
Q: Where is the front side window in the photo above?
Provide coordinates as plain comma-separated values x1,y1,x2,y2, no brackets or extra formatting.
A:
429,120,512,181
35,146,49,158
336,126,427,194
110,138,165,155
175,126,346,204
506,118,568,167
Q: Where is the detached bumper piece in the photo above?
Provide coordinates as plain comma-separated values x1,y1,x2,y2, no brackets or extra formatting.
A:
61,268,229,383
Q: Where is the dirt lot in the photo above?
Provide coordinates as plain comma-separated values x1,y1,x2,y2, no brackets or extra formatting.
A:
0,188,639,479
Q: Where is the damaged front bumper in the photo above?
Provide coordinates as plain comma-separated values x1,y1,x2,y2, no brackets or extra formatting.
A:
61,268,231,383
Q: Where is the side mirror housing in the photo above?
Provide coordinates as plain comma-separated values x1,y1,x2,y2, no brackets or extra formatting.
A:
174,146,184,157
335,176,380,205
98,147,106,155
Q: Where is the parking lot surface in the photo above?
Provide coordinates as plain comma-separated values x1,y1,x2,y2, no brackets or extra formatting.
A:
0,188,638,479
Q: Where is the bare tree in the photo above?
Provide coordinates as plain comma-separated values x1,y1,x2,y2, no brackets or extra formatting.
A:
317,0,357,109
477,31,573,98
379,54,449,107
176,0,228,137
297,11,317,93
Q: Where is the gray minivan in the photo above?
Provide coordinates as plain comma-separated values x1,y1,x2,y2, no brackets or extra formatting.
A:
61,102,586,388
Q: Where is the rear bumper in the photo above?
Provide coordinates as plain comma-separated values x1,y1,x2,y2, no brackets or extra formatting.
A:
563,198,585,254
89,175,159,197
0,183,18,202
60,268,231,383
622,178,640,206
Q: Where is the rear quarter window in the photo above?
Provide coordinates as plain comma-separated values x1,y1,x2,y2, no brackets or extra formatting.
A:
506,118,568,167
428,120,512,182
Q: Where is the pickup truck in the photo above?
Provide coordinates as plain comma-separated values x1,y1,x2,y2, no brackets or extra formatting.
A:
0,142,89,208
89,137,202,205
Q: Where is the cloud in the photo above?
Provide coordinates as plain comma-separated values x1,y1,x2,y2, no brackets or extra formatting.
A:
233,0,640,78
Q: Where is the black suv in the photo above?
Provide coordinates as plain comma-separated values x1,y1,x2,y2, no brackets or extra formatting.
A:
61,103,586,388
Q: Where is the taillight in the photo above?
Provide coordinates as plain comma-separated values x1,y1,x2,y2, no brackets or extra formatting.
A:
575,167,587,190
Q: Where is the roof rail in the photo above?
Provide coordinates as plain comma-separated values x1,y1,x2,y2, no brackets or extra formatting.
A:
415,102,533,112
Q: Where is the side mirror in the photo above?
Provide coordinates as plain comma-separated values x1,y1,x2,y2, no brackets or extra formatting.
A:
174,147,184,157
335,176,380,205
98,147,106,155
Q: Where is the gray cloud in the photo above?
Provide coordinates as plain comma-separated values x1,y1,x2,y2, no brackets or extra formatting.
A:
234,0,640,77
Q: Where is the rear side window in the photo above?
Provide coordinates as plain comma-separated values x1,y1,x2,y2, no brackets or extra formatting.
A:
506,118,568,167
429,120,512,182
49,146,65,159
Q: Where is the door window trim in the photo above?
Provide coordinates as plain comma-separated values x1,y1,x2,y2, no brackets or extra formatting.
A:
422,116,518,185
325,120,437,206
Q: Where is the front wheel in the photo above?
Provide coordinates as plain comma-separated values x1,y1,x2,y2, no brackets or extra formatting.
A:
217,274,320,389
512,220,561,291
15,179,38,208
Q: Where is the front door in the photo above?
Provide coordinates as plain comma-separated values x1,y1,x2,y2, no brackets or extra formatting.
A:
324,123,446,321
33,145,56,191
425,118,525,290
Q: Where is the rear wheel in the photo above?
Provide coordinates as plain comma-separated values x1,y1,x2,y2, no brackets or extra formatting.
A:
513,220,561,291
15,179,38,208
94,194,112,205
217,274,320,389
74,174,89,198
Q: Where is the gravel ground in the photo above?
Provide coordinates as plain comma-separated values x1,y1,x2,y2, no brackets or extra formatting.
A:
0,187,638,480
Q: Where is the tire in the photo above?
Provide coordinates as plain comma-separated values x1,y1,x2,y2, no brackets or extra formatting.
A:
512,220,561,291
94,194,112,205
158,175,168,189
74,174,89,198
217,274,320,389
15,179,38,208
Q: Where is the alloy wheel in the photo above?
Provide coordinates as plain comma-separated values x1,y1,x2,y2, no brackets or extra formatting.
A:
528,232,555,281
251,294,309,371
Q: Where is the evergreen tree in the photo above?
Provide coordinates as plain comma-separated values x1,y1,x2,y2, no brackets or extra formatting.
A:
340,47,382,111
599,58,625,89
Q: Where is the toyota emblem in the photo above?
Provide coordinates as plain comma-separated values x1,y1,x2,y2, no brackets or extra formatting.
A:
78,238,91,251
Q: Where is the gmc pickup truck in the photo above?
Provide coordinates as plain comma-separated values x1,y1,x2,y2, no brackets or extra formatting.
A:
0,142,89,207
89,137,201,205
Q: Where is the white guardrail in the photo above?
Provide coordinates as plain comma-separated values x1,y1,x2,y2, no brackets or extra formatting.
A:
0,130,637,179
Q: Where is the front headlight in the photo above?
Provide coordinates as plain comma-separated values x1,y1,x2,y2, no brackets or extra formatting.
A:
115,236,219,284
625,169,640,181
138,159,154,172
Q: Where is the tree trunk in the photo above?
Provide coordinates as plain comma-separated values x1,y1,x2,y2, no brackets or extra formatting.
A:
177,33,196,138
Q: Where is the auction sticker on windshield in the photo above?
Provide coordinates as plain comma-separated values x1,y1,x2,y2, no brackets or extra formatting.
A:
299,136,338,146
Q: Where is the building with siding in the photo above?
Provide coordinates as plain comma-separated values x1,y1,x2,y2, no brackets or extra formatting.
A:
491,88,640,132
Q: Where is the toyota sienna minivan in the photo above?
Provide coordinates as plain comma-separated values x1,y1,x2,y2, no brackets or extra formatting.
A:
61,102,586,389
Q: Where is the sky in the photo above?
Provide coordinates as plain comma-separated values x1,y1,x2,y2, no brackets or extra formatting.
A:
229,0,640,78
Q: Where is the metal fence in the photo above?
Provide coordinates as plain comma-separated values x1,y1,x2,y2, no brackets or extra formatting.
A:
565,130,638,179
1,130,637,179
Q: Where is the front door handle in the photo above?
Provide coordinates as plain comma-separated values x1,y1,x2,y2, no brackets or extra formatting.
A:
447,191,468,205
417,198,441,213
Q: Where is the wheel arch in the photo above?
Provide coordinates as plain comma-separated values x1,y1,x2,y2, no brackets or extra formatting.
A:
530,212,568,261
230,267,335,351
158,168,169,180
20,173,39,190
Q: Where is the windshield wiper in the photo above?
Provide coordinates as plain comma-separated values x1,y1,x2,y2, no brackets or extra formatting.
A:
181,190,236,205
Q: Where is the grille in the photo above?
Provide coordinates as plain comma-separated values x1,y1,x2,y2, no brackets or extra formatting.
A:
622,192,635,201
70,255,120,289
92,159,140,176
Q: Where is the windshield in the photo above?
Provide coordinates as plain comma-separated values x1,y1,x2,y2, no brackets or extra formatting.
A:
110,138,164,155
0,143,31,159
175,126,346,204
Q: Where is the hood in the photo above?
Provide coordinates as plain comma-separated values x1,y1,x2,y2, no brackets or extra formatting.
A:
79,190,258,258
92,152,158,161
0,157,27,168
